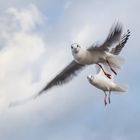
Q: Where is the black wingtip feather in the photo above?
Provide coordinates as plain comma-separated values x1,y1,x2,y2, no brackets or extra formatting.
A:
100,21,123,49
110,29,130,55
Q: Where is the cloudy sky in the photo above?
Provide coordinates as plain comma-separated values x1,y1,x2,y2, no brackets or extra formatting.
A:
0,0,139,140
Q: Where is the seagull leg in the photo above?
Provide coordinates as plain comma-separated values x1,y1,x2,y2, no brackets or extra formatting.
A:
106,60,117,75
108,91,111,104
97,63,111,79
104,91,107,106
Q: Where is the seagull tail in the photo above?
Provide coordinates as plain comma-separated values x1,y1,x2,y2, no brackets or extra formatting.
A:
107,53,125,69
113,84,128,93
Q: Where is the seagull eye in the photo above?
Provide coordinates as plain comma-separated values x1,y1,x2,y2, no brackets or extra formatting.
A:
71,46,73,49
77,44,80,48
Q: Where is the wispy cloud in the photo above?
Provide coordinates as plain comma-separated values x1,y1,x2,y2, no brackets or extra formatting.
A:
0,5,46,109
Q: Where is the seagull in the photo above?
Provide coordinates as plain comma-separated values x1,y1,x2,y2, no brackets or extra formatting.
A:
37,22,126,96
87,66,127,106
87,30,130,106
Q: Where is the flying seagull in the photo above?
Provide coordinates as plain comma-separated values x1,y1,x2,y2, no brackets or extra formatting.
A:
87,30,130,106
87,65,127,106
37,22,125,96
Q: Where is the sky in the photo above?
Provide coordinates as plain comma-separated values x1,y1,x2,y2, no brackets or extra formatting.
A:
0,0,139,140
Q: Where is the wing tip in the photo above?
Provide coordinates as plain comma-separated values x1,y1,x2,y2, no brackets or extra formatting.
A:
112,21,123,33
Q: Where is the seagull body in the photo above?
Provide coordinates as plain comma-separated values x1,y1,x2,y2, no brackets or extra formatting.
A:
87,65,127,106
87,70,127,93
71,44,122,69
71,46,106,64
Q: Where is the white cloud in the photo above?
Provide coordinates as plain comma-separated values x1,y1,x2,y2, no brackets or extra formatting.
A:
0,4,88,119
0,5,51,111
6,5,43,32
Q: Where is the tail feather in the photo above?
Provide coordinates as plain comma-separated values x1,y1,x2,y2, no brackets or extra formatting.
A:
113,84,128,93
107,53,125,69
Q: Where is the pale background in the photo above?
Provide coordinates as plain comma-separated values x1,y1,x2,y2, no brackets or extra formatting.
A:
0,0,139,140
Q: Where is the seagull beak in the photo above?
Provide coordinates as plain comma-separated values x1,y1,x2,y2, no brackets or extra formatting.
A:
71,47,78,53
87,76,91,80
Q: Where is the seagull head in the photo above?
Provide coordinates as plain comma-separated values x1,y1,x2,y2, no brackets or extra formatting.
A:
87,75,94,83
71,43,81,54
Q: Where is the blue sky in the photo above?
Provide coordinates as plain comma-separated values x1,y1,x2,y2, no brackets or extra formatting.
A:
0,0,139,140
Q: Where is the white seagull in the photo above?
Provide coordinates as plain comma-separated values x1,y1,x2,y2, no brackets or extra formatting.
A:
87,30,130,106
87,66,127,106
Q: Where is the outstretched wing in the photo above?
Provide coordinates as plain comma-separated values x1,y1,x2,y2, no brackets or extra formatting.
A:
9,60,85,107
87,22,123,52
37,60,85,96
110,29,130,55
97,29,130,79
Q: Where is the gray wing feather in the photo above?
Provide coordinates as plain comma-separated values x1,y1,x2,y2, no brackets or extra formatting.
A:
9,60,85,106
110,29,130,55
87,22,123,51
87,43,100,51
37,60,85,96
